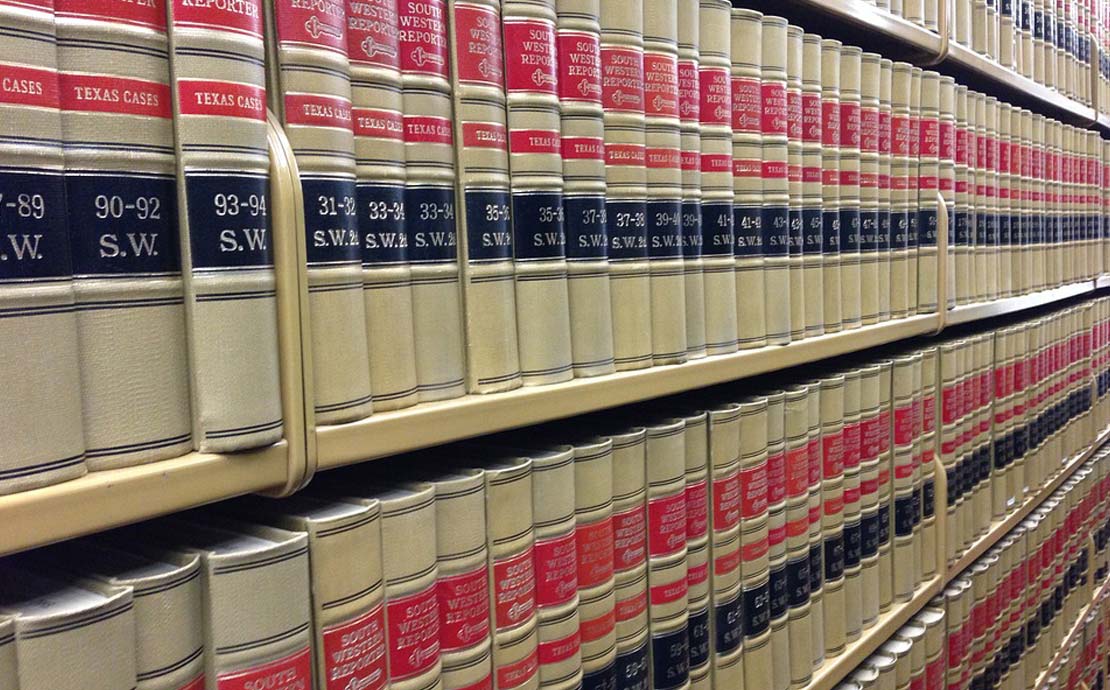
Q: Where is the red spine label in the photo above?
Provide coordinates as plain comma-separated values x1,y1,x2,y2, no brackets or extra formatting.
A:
177,80,265,120
767,451,786,505
822,432,844,478
404,114,453,144
605,142,646,166
699,66,730,126
562,136,604,159
643,53,679,117
616,590,648,622
497,650,539,690
802,92,821,143
601,47,644,112
678,59,698,122
714,546,740,576
438,565,491,651
347,0,400,69
646,147,682,169
860,107,879,153
761,82,787,135
687,561,709,588
494,548,537,629
503,18,557,94
539,631,581,665
56,0,166,29
283,93,353,129
685,479,709,539
613,504,647,571
509,128,560,154
580,609,616,643
353,107,404,139
650,578,689,606
385,585,441,679
786,446,809,498
821,100,840,147
59,73,170,119
172,0,262,37
788,89,802,143
398,0,447,77
558,31,601,102
739,463,768,519
217,647,312,690
807,438,822,487
731,77,760,133
463,121,507,149
921,118,939,157
454,3,503,86
322,604,388,690
840,101,860,148
0,63,59,110
843,422,861,470
892,116,912,156
713,474,741,530
649,492,687,557
275,0,347,53
534,532,579,608
577,517,615,588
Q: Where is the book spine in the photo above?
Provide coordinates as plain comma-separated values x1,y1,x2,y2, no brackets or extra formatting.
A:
55,0,191,469
859,53,881,326
800,33,824,339
920,346,939,581
529,448,581,690
877,58,893,323
837,46,861,331
906,67,921,316
998,102,1013,299
940,342,960,566
858,364,883,628
738,397,770,688
817,375,845,658
984,96,999,301
503,0,573,386
760,16,790,346
785,26,805,342
166,0,283,452
677,0,704,361
0,0,86,493
876,360,894,612
993,332,1012,520
641,0,685,366
840,371,862,644
431,472,493,690
598,0,650,372
697,0,737,357
1018,108,1031,294
573,437,617,690
399,0,465,402
939,77,956,310
973,92,988,301
1001,0,1016,66
909,352,925,588
680,412,710,690
445,0,522,394
609,427,649,690
782,387,812,689
730,8,766,350
348,0,420,412
556,0,615,379
1034,0,1046,83
804,380,824,669
954,86,970,305
268,0,374,425
819,40,842,334
890,63,913,319
917,71,940,314
644,418,688,690
1032,114,1045,291
1020,0,1034,77
706,403,743,689
763,392,790,690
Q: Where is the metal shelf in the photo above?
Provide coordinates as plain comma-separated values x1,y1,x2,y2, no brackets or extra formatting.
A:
1097,274,1110,290
946,281,1097,327
318,313,940,469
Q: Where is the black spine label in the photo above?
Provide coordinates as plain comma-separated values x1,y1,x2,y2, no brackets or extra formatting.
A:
406,185,457,263
681,201,702,259
701,202,733,256
304,177,360,265
608,200,648,261
762,205,789,256
359,183,407,266
822,209,840,254
786,555,810,608
647,200,683,258
651,626,690,690
839,207,860,251
714,592,743,654
803,207,823,255
513,191,566,260
186,172,273,270
616,642,650,690
742,580,770,637
464,188,512,262
734,205,763,257
688,607,710,668
564,195,608,260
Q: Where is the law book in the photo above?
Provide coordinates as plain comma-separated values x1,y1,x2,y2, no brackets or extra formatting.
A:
597,0,651,372
641,0,686,366
1019,0,1034,78
973,93,989,301
909,351,925,588
214,494,388,690
0,615,13,688
785,26,806,342
555,0,615,379
503,0,573,386
819,40,842,334
1019,108,1034,297
445,0,523,394
858,364,883,628
730,8,767,350
706,402,743,690
738,396,770,688
984,96,1000,302
145,518,315,690
837,45,862,331
697,0,737,357
0,566,136,690
677,0,704,361
48,541,205,690
265,0,374,424
905,67,921,315
613,568,649,690
800,33,824,339
916,71,940,315
1001,0,1017,66
760,16,791,345
0,0,86,492
347,0,419,411
939,76,956,310
840,370,862,644
763,391,790,690
817,375,845,658
399,0,466,402
607,426,649,690
939,341,960,565
677,410,709,690
804,379,824,670
783,386,812,689
859,53,881,326
889,63,913,318
919,345,938,582
998,102,1014,299
166,0,283,452
877,58,893,323
54,0,191,469
875,359,894,612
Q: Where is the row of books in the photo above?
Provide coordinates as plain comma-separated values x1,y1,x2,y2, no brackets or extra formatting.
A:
837,441,1110,690
1041,588,1109,690
5,296,1109,690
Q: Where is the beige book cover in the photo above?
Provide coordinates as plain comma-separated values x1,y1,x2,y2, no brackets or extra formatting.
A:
645,417,687,564
954,86,971,305
216,494,388,690
816,376,845,659
997,102,1013,298
905,67,922,315
939,76,956,310
0,0,86,492
154,519,314,690
599,0,651,371
783,385,811,690
819,40,842,333
265,0,374,424
555,0,615,378
877,58,893,323
889,63,914,318
803,379,823,670
737,396,769,688
859,53,881,326
166,0,283,452
916,71,940,315
800,34,824,338
399,0,466,402
348,0,420,412
678,410,709,688
676,0,704,360
837,46,862,331
909,352,925,588
919,346,938,581
0,615,13,688
697,0,738,356
840,371,862,644
972,93,988,302
730,8,766,349
641,0,687,366
706,401,743,690
763,392,790,690
446,0,522,394
983,96,999,302
502,0,573,386
56,0,191,468
0,567,136,690
761,16,791,345
785,25,805,341
646,555,689,690
53,541,205,690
